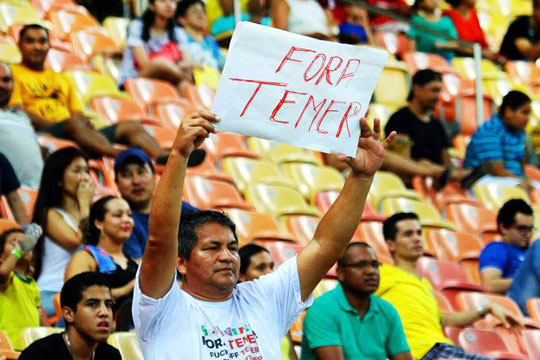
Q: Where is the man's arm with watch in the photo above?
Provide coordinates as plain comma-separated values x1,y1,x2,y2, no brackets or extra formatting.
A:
441,303,523,328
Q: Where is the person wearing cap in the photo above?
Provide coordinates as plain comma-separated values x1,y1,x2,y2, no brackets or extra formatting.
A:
114,148,201,261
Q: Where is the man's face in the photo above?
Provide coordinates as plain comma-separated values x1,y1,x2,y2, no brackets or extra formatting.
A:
337,246,380,295
64,285,113,343
501,212,534,249
240,251,274,282
386,219,424,261
19,28,50,68
179,3,207,32
0,63,13,107
414,80,442,111
178,222,240,298
504,102,531,132
116,162,156,209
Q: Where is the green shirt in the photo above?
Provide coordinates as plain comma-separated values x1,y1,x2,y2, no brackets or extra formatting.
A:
300,283,410,360
408,14,458,61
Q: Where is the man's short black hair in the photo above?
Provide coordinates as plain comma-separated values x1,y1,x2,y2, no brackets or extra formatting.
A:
383,212,420,241
337,242,373,267
496,199,533,233
407,69,442,100
61,272,111,312
239,244,269,274
0,228,23,254
498,90,531,117
175,0,205,18
178,210,238,259
19,24,49,42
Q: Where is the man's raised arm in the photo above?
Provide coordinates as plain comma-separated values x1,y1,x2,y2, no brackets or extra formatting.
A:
297,118,395,301
139,111,219,299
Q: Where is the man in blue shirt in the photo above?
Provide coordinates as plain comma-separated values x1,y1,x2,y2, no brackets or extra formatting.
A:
114,148,200,261
508,238,540,316
464,90,531,179
301,242,412,360
479,199,534,294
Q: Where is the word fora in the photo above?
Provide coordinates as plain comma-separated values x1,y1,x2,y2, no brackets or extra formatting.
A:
229,47,363,138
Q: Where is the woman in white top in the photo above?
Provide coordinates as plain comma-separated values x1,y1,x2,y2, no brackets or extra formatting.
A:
272,0,334,39
32,147,94,318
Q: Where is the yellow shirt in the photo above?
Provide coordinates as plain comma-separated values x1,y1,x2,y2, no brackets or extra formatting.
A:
10,64,81,123
375,264,451,359
0,272,40,350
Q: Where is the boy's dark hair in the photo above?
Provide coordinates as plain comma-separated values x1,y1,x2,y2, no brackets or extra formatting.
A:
175,0,205,19
239,244,269,274
0,228,23,254
61,272,111,312
19,24,49,42
178,210,238,259
499,90,531,117
114,157,155,178
383,212,420,240
497,199,533,233
337,242,373,267
407,69,442,100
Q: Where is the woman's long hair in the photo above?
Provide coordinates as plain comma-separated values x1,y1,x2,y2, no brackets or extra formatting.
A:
141,0,177,43
32,147,88,280
85,195,116,246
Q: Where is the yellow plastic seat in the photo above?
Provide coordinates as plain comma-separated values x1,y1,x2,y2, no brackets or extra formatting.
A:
0,3,40,32
313,279,338,298
245,184,321,219
108,332,143,360
472,183,531,211
246,137,322,165
0,42,21,64
369,171,423,210
380,198,456,230
451,57,505,80
221,157,294,194
66,70,129,108
90,55,121,82
103,17,129,48
366,103,394,138
20,327,63,348
280,163,344,203
374,62,409,108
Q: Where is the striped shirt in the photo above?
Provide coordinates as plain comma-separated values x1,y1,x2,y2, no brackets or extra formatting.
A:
464,114,525,177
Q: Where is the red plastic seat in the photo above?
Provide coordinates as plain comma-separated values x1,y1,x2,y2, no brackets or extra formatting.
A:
424,229,483,263
184,84,215,110
522,329,540,359
458,328,526,360
0,187,38,221
260,240,304,267
284,215,320,245
356,221,393,264
90,97,161,125
444,203,499,244
225,209,295,246
38,134,79,153
0,219,21,234
435,292,454,313
183,176,254,211
411,176,478,212
153,100,195,130
124,78,183,111
142,125,175,149
402,51,452,74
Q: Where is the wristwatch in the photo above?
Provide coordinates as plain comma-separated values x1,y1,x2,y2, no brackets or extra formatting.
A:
476,304,488,317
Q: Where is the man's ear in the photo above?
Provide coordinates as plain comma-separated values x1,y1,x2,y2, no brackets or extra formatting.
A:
176,256,187,277
63,306,75,325
385,240,396,254
336,266,345,282
239,274,246,282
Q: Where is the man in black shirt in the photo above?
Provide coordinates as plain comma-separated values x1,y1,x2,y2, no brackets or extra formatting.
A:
19,272,121,360
0,152,29,225
500,0,540,61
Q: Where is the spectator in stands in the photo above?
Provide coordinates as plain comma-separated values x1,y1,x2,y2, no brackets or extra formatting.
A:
11,24,168,160
32,147,94,318
499,0,540,61
508,234,540,315
338,5,375,45
464,90,531,183
300,242,412,360
238,244,297,360
65,196,136,318
0,153,30,225
479,199,534,294
0,226,42,351
114,148,199,262
408,0,459,61
118,0,194,92
368,0,411,33
272,0,334,39
176,0,225,70
133,111,394,358
19,272,121,359
377,212,520,360
0,62,43,189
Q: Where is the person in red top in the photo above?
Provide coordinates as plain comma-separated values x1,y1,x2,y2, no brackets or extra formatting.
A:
443,0,501,62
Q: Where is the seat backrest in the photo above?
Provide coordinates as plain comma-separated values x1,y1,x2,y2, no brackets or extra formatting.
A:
456,292,524,318
246,137,321,165
49,9,100,39
285,215,321,245
154,101,194,130
402,51,451,73
417,258,473,290
0,329,14,351
357,221,393,264
124,78,181,110
20,327,64,349
184,176,253,211
108,332,143,360
225,208,293,245
380,198,442,221
425,228,483,262
445,203,497,235
434,292,454,313
204,133,257,162
527,298,540,323
102,17,129,48
221,157,289,194
90,97,146,123
70,30,119,61
374,66,409,107
260,240,304,267
280,163,344,202
0,187,38,221
245,184,320,218
45,48,90,72
522,329,540,359
66,70,125,108
458,328,510,354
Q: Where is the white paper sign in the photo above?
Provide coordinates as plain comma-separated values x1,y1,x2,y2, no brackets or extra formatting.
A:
212,22,388,157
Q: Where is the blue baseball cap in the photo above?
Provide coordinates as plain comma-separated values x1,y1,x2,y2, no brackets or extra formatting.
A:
114,148,153,174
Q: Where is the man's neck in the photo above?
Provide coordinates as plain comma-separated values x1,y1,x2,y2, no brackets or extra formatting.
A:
394,257,420,277
342,288,371,319
129,200,151,214
408,101,430,122
181,280,233,302
14,261,29,276
65,328,98,360
184,26,204,41
22,61,44,72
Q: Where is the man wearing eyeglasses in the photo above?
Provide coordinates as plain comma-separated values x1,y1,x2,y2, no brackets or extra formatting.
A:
300,242,413,360
479,199,534,294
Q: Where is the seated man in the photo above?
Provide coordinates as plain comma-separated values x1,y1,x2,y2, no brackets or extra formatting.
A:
464,90,531,181
508,237,540,315
499,0,540,61
19,272,121,359
377,212,519,360
0,153,29,225
10,24,168,160
479,199,534,294
301,242,412,360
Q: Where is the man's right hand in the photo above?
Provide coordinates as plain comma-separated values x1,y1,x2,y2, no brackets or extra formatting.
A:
172,111,220,158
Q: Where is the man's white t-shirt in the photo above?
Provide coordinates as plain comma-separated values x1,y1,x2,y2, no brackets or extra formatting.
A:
133,256,312,360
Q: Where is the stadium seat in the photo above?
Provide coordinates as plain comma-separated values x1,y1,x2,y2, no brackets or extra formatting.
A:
221,157,293,194
374,32,410,58
246,137,322,165
455,95,494,135
483,77,517,105
245,184,321,219
369,171,422,210
424,229,483,263
458,328,526,360
260,240,304,267
19,327,63,348
108,332,143,360
493,326,527,357
313,279,338,298
373,63,409,108
88,158,117,192
411,177,478,211
153,101,195,130
0,330,20,360
522,329,540,359
435,292,454,313
0,219,20,234
440,71,475,102
380,198,456,230
184,84,215,110
366,103,394,137
505,61,540,85
90,55,122,82
356,221,394,264
185,151,233,183
402,51,452,74
472,183,531,211
0,187,38,221
45,48,90,72
289,310,305,344
204,133,259,163
31,0,79,16
225,209,295,245
0,3,40,32
193,66,221,89
444,203,498,241
66,70,129,108
527,298,540,323
314,190,386,221
452,57,505,80
90,97,161,126
124,78,182,111
183,176,254,211
38,134,79,153
280,163,344,203
0,42,21,64
70,30,119,61
142,125,176,149
283,215,320,245
103,17,129,48
49,9,100,39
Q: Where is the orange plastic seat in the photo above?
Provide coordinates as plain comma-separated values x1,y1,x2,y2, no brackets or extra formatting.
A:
184,84,215,110
402,51,452,74
88,158,116,191
374,32,410,58
505,61,540,85
32,0,86,17
225,209,294,246
424,228,483,263
124,78,182,111
440,71,475,102
527,298,540,323
183,176,254,211
444,203,498,243
90,97,161,125
70,30,119,61
45,47,90,72
49,9,100,39
38,134,79,153
142,125,175,149
204,133,259,162
289,310,305,344
435,292,454,313
153,100,195,130
0,187,38,221
284,215,320,245
522,329,540,359
0,219,21,234
356,221,393,264
260,240,304,267
184,148,233,183
314,190,386,221
454,95,495,135
411,176,478,212
458,328,526,360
